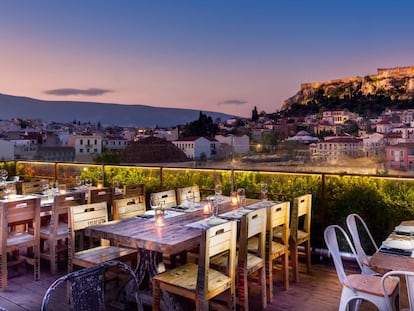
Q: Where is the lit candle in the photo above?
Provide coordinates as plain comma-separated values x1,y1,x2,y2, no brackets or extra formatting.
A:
203,201,210,215
97,180,104,189
59,184,67,194
231,192,238,206
155,209,165,227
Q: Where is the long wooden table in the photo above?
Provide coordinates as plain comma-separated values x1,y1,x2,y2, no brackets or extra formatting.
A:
84,197,276,308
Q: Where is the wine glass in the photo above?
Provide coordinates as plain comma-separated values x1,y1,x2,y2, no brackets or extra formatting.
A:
209,198,219,219
237,188,246,208
261,183,268,201
0,169,8,184
85,178,92,189
214,183,222,202
150,195,160,209
75,176,82,188
186,190,194,208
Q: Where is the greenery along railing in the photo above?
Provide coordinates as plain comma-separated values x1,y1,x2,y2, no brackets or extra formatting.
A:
6,160,414,251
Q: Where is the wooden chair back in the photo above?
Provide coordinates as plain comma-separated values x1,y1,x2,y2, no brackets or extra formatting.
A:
150,190,177,209
290,193,312,242
268,201,290,246
21,181,43,194
113,196,146,220
87,187,114,220
176,185,201,205
198,220,237,299
0,197,41,289
238,208,267,309
49,191,86,236
123,183,146,198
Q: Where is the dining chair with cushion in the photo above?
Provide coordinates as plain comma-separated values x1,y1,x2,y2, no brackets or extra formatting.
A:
87,187,114,221
112,196,146,220
176,185,201,205
346,213,379,275
290,193,312,282
153,220,237,311
383,270,414,311
40,191,86,274
0,197,41,290
67,202,137,272
324,225,399,311
41,260,143,311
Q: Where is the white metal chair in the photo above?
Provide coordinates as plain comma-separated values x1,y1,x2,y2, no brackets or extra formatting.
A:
324,225,399,311
41,260,143,311
346,213,379,275
383,270,414,311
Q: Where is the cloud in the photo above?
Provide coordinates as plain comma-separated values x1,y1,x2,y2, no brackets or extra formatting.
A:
218,99,248,105
44,88,112,96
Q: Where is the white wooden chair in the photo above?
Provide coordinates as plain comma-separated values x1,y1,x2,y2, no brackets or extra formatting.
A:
383,270,414,311
150,190,177,209
153,221,237,310
112,196,146,220
176,185,201,205
68,202,137,272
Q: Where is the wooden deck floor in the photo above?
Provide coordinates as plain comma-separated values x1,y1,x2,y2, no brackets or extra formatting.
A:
0,259,379,311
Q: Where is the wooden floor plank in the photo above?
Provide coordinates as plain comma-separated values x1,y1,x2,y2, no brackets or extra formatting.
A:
0,259,379,311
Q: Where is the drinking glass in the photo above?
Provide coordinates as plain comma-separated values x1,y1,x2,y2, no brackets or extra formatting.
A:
237,188,246,208
85,178,92,188
75,176,82,188
214,183,222,202
209,198,219,218
186,191,194,207
0,170,8,184
150,195,160,209
261,183,268,201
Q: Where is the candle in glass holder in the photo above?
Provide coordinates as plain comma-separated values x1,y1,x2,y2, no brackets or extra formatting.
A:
230,192,238,206
155,209,165,227
97,180,104,189
203,201,210,215
59,184,67,194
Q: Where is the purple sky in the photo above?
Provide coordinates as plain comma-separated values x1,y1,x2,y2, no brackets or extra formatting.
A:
1,0,413,117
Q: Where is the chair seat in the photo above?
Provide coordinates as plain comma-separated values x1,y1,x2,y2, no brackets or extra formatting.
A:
344,274,399,297
295,230,309,244
247,253,264,274
153,262,232,293
39,222,69,238
7,232,36,248
73,245,137,267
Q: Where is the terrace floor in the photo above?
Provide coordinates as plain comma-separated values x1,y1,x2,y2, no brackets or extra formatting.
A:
0,258,379,311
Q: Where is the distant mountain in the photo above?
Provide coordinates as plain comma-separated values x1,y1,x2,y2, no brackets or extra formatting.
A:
281,65,414,117
0,93,236,127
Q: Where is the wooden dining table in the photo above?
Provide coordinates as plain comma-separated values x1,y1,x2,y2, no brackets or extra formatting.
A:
369,220,414,308
84,197,281,308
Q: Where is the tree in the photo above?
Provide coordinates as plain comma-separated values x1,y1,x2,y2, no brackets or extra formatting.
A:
251,106,259,121
181,112,218,137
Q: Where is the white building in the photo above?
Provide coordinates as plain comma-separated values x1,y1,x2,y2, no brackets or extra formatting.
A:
322,110,357,125
172,136,219,160
67,133,102,161
11,139,37,160
215,134,250,154
0,140,14,160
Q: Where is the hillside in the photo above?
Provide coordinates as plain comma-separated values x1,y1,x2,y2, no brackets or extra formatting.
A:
0,93,235,127
281,65,414,117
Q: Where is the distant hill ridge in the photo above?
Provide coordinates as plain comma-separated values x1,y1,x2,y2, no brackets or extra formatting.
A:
0,93,235,127
282,65,414,116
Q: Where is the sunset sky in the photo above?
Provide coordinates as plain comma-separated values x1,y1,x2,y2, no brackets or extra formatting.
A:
1,0,414,117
